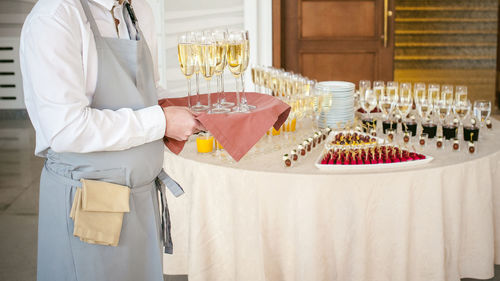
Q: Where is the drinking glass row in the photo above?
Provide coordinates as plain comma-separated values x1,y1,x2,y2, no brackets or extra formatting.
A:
356,81,492,128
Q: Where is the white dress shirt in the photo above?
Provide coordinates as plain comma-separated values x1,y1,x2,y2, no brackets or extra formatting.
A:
20,0,167,156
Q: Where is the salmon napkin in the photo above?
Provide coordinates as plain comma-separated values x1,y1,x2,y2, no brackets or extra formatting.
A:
159,92,291,162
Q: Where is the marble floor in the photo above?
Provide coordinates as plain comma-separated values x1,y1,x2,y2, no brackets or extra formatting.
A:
0,115,499,281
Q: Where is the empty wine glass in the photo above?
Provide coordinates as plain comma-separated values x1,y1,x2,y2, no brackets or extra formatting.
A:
454,99,471,126
417,99,433,123
362,89,378,120
473,100,492,127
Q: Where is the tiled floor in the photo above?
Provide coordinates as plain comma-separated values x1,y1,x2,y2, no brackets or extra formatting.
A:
0,116,499,281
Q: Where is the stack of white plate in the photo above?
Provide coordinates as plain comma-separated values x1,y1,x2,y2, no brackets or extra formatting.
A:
315,81,355,129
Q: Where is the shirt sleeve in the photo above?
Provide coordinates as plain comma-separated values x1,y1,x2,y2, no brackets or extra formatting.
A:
20,12,166,153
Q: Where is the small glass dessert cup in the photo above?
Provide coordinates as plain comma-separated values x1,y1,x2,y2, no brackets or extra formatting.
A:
403,132,410,144
486,118,492,129
419,133,428,147
468,141,476,154
283,154,292,167
463,117,479,142
452,138,460,151
370,128,377,137
422,122,437,139
387,129,395,143
436,135,444,149
298,144,306,156
308,137,315,148
291,149,299,161
304,140,311,152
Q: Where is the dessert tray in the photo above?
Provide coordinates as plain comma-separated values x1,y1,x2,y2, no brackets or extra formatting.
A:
316,131,433,170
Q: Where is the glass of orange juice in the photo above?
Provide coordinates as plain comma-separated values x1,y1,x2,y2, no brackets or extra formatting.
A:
196,132,214,153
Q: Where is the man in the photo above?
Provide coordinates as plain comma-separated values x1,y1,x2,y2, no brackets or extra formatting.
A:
19,0,202,280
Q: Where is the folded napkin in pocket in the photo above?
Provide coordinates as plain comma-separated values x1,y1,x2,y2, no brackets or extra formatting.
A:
70,179,130,246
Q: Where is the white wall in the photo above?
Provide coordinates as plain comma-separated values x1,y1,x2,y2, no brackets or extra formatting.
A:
157,0,245,98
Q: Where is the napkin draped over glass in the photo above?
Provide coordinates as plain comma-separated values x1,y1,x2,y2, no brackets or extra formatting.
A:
159,92,291,162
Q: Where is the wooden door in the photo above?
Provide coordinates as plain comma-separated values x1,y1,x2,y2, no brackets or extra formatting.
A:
274,0,395,83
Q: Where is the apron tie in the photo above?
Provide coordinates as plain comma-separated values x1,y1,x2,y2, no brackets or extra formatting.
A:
156,168,184,254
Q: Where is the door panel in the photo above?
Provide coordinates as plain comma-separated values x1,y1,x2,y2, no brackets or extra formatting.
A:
301,52,376,82
302,1,376,38
277,0,395,83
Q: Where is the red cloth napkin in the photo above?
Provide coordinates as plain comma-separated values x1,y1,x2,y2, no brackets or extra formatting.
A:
159,92,291,162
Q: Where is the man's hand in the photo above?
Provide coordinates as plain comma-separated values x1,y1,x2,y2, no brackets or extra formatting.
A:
163,106,205,141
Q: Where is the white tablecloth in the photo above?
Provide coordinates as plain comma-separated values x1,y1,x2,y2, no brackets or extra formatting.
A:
162,120,500,281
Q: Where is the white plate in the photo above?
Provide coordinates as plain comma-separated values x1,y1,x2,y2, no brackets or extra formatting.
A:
314,153,434,171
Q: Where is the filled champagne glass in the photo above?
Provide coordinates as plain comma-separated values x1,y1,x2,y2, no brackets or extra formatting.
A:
428,84,440,107
387,81,399,103
177,33,196,108
227,32,248,112
373,81,385,109
199,34,217,113
456,85,468,103
414,82,426,105
441,84,454,106
239,30,255,110
190,31,209,112
211,30,231,113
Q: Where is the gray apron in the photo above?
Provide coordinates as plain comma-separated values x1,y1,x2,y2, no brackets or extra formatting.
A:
36,1,182,280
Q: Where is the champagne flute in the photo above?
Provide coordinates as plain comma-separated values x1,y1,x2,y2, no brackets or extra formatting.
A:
211,30,231,113
428,84,440,107
456,85,468,103
373,81,385,102
190,31,209,112
177,33,196,108
379,95,394,120
387,81,399,104
227,31,248,113
441,84,454,106
239,30,255,110
199,34,217,113
413,82,426,105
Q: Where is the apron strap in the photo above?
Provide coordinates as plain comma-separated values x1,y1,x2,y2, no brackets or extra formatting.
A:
79,0,103,39
155,169,184,254
157,169,184,197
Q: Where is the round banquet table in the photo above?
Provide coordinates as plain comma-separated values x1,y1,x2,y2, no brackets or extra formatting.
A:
162,119,500,281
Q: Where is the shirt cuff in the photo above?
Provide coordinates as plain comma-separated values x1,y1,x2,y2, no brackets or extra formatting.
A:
135,105,165,143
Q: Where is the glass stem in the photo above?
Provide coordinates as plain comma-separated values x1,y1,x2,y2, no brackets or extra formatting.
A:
241,75,247,105
217,74,221,106
235,76,241,109
220,69,226,102
207,79,211,112
196,72,201,105
187,77,192,108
